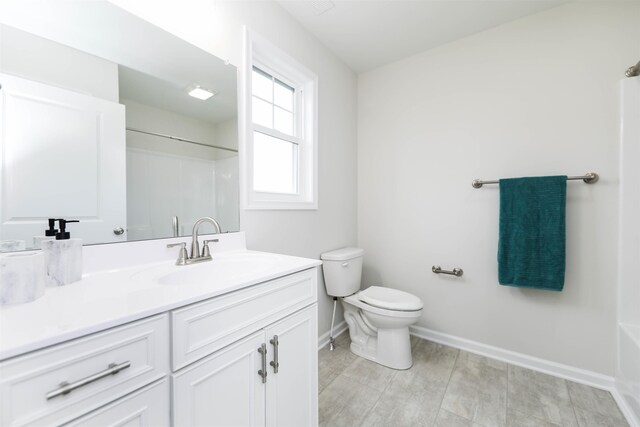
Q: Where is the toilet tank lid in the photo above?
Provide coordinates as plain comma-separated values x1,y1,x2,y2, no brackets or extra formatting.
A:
320,247,364,261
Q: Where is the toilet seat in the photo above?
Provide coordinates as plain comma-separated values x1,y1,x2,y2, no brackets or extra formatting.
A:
358,286,423,311
343,293,422,319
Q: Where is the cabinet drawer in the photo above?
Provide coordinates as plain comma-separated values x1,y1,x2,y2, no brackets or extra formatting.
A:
0,314,169,427
172,268,317,370
64,379,169,427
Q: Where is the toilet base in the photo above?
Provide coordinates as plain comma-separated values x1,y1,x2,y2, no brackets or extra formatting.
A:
349,326,413,370
343,301,415,370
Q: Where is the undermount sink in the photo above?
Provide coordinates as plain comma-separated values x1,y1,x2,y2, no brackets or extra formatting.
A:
133,252,281,287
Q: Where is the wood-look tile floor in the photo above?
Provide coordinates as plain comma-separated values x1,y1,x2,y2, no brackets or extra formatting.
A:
318,334,629,427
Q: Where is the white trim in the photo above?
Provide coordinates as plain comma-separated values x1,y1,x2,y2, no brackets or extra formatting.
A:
241,27,318,211
611,386,640,427
317,320,347,350
616,77,640,427
253,124,301,146
410,325,615,390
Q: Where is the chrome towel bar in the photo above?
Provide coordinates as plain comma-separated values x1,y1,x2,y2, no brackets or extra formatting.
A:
472,172,599,189
432,265,464,277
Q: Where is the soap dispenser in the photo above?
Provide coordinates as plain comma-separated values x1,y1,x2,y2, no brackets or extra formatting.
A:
33,218,58,249
42,219,83,286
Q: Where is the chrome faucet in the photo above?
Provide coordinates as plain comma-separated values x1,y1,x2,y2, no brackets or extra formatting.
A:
190,216,221,261
167,216,221,265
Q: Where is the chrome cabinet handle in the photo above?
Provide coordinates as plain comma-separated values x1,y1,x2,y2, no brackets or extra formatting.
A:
45,361,131,400
258,343,267,383
269,335,279,374
113,227,125,236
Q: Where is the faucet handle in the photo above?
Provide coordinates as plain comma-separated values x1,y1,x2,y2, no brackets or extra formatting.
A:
167,242,188,265
202,239,219,258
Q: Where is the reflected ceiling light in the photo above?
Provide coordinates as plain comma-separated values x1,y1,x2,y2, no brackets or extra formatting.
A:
187,85,216,100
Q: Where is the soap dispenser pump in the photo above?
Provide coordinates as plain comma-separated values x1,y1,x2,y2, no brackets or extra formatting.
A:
42,219,83,286
33,218,59,249
55,219,79,240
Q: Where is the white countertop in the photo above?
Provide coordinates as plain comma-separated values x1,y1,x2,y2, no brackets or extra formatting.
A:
0,249,321,361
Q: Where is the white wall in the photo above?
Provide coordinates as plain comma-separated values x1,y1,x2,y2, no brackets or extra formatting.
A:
358,2,640,376
110,0,358,337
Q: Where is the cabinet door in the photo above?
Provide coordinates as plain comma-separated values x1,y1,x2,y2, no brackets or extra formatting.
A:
172,331,266,427
0,72,126,246
63,379,169,427
265,305,318,427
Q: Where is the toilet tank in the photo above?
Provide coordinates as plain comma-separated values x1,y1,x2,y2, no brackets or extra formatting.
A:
320,247,365,297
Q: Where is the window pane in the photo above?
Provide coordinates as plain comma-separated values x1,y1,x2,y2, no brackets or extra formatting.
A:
274,107,294,136
274,80,294,111
252,96,273,128
252,68,272,102
253,131,297,194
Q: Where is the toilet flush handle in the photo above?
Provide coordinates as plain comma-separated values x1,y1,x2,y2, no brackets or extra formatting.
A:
341,262,349,267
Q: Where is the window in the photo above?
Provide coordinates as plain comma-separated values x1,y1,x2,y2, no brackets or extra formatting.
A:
242,29,317,209
251,67,298,194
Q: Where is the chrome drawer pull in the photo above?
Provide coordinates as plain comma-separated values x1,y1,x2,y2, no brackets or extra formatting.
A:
45,361,131,400
269,335,279,374
258,344,268,383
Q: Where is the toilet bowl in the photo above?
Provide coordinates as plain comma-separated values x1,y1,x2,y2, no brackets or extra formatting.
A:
343,286,423,369
320,248,424,370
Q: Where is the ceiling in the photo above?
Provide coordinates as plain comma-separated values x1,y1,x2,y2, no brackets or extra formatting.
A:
119,64,237,126
277,0,568,73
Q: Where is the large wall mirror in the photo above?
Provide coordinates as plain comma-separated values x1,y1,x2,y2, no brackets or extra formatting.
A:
0,2,239,252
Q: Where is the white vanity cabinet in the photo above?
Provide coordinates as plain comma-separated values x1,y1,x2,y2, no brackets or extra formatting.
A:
171,268,319,427
172,304,318,427
63,379,170,427
0,315,170,426
0,260,319,427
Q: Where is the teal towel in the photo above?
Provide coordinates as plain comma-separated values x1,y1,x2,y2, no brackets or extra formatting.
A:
498,176,567,291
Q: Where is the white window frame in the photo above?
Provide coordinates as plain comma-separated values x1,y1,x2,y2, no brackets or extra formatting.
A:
240,27,318,210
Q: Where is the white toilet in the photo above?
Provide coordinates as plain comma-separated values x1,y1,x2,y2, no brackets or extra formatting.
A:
321,247,423,370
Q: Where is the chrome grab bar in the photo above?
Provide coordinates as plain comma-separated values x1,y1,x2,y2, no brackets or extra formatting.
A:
45,361,131,400
472,172,598,189
269,335,279,374
432,265,464,277
258,343,268,383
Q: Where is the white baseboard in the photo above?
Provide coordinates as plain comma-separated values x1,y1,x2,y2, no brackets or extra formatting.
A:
611,385,640,427
318,321,347,350
409,325,615,390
